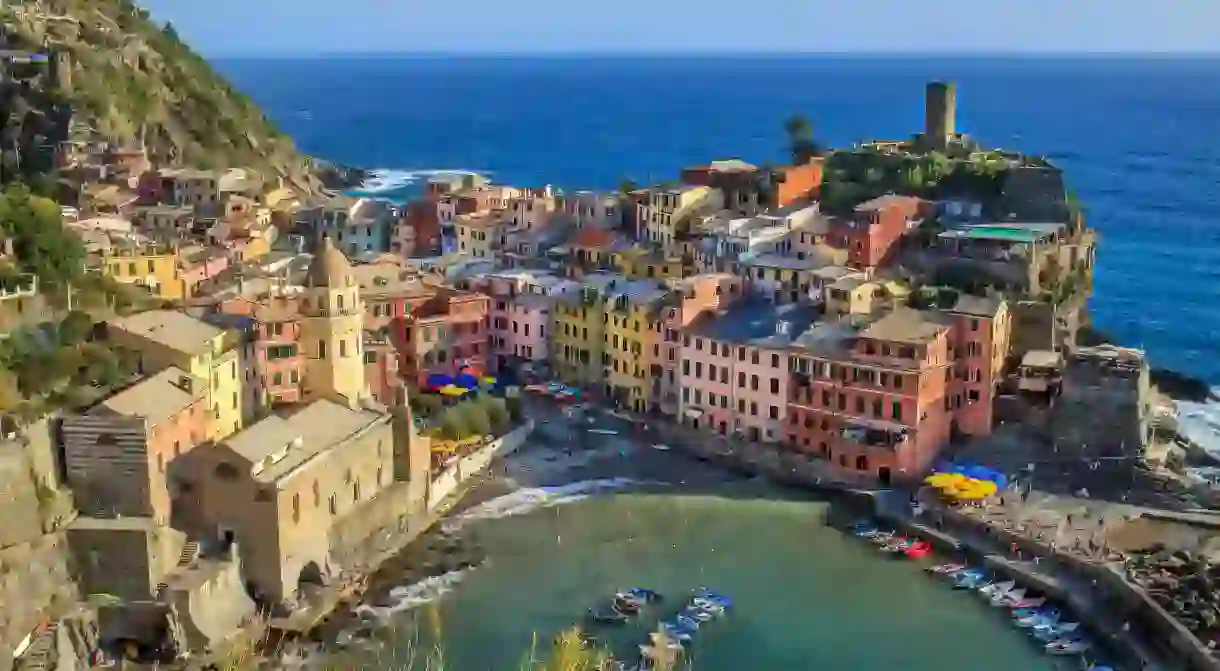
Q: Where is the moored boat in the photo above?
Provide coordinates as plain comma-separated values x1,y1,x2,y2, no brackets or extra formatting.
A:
1015,609,1062,628
952,571,987,589
1045,638,1092,655
926,562,966,574
693,588,733,609
1007,596,1045,610
990,588,1027,607
882,537,914,553
1031,622,1080,642
904,540,933,559
978,580,1015,598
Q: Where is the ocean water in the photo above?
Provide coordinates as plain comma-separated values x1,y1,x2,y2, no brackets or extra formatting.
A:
335,483,1070,671
213,55,1220,443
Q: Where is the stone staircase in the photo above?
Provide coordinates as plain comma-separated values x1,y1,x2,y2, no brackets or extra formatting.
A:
16,623,58,671
155,540,200,598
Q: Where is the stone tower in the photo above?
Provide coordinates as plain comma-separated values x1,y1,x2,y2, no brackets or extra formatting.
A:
924,81,956,151
300,235,367,406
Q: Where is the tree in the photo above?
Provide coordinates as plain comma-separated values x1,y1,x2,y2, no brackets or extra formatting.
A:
618,178,638,195
784,114,821,164
485,397,511,434
439,410,467,441
462,401,492,437
58,310,94,345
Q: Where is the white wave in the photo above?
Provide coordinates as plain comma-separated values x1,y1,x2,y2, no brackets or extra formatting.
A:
441,478,641,533
1174,389,1220,457
356,168,488,195
355,568,472,618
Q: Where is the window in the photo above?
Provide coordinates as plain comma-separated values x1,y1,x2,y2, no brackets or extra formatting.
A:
770,379,779,394
290,370,299,383
769,406,779,420
365,351,377,364
971,319,980,332
771,354,779,367
872,399,882,417
337,294,345,312
892,402,902,420
232,392,238,408
751,350,759,365
750,402,758,416
215,462,239,480
273,372,283,386
319,340,327,359
329,494,338,516
968,389,981,403
737,348,745,362
750,375,759,391
340,339,348,357
292,494,300,523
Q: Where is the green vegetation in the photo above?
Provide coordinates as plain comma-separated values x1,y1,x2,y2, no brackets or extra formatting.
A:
411,393,516,441
1,0,314,187
784,114,821,164
819,148,1009,215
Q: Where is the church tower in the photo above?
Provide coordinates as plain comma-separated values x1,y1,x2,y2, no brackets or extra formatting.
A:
300,236,367,405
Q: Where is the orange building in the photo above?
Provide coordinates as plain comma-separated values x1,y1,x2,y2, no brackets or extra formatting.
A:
772,159,825,208
834,194,921,269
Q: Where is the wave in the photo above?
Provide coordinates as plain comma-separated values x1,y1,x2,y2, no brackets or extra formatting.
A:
355,568,473,619
442,478,642,533
1174,389,1220,458
349,168,490,199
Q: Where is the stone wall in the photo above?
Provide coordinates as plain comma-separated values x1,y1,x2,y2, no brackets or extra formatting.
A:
427,422,533,509
0,418,80,671
165,547,255,653
0,533,78,671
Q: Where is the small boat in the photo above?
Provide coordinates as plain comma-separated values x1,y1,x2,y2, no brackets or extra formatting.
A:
868,531,897,545
978,580,1015,597
1045,638,1092,655
613,595,643,614
926,563,966,574
882,537,914,553
1007,596,1045,609
588,605,628,624
652,444,671,451
953,572,987,589
1031,622,1081,642
648,632,685,649
675,615,701,631
904,541,933,559
689,598,724,614
590,429,619,435
693,588,733,609
852,526,881,538
991,588,1026,607
659,623,693,642
1015,609,1062,628
681,607,714,622
626,588,663,603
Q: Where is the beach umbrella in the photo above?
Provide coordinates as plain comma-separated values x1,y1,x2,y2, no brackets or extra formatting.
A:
427,373,454,388
925,473,957,487
439,384,467,396
455,372,479,389
480,376,497,386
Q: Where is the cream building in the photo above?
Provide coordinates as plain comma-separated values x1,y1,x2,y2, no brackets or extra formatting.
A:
299,235,369,405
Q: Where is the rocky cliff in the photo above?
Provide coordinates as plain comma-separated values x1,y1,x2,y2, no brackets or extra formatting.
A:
0,0,317,191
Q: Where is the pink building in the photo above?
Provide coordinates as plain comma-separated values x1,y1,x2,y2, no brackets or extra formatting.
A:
178,247,231,297
479,271,574,374
658,273,742,416
679,301,817,442
218,296,306,406
502,294,550,365
364,336,403,407
943,295,1010,437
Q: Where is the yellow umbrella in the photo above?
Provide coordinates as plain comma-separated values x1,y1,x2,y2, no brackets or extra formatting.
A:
480,376,497,385
440,384,467,396
924,473,956,486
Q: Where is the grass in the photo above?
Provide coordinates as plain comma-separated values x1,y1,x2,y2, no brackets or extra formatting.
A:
215,603,684,671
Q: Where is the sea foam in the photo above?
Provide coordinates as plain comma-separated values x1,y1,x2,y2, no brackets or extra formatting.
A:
1173,389,1220,457
351,169,488,197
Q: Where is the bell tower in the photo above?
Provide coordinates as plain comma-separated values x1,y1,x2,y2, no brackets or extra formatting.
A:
299,235,367,405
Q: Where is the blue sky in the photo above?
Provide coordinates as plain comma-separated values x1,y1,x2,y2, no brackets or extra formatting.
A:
142,0,1220,56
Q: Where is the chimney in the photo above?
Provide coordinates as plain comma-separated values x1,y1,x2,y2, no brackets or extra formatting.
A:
177,375,193,394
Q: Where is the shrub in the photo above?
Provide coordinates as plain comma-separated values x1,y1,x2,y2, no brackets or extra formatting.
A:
461,402,492,437
439,410,467,442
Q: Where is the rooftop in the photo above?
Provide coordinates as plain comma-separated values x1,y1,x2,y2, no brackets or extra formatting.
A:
856,194,918,212
221,398,388,486
108,310,223,356
87,367,205,425
685,301,818,348
939,224,1061,244
946,293,1005,317
859,309,948,344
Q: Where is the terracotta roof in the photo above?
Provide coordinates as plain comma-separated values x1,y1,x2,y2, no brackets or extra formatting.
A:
570,227,617,250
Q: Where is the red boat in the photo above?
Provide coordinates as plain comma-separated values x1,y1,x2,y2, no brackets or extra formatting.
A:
904,540,933,559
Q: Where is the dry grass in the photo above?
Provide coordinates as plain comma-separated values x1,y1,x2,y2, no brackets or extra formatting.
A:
213,602,680,671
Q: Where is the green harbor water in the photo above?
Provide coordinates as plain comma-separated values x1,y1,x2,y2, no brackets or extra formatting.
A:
341,483,1080,671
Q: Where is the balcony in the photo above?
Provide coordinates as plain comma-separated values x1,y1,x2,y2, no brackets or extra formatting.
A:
838,417,910,451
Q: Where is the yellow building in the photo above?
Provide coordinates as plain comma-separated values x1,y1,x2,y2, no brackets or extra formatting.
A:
549,273,630,388
602,284,671,413
455,213,499,259
636,185,722,253
612,246,687,280
102,244,187,301
825,277,911,318
106,310,246,441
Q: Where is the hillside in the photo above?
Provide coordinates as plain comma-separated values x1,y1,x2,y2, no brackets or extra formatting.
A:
0,0,317,191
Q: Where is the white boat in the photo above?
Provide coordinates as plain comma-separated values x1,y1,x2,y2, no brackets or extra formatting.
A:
589,429,619,435
652,444,671,451
926,563,967,574
1007,597,1046,610
1045,639,1092,655
681,607,714,622
689,598,724,613
978,580,1015,597
648,632,685,649
1016,610,1061,628
990,588,1026,607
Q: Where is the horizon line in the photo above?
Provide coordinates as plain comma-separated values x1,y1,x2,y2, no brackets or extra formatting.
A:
207,49,1220,60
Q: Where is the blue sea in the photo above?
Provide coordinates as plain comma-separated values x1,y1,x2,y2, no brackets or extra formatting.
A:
216,55,1220,385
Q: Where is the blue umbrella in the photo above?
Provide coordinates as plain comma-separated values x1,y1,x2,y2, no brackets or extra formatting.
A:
427,373,453,388
455,373,479,389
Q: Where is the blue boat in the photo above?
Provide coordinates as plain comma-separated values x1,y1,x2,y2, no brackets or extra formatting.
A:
626,587,663,603
952,570,986,589
694,587,733,609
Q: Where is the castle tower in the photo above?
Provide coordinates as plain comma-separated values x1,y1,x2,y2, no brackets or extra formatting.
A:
299,235,367,406
924,81,956,151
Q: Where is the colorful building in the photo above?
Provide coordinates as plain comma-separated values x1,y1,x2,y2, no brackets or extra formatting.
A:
550,273,623,389
655,274,744,416
637,184,722,252
612,246,687,281
679,301,816,442
399,289,491,386
60,366,210,523
834,194,922,269
106,309,246,441
102,243,188,301
602,282,671,412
